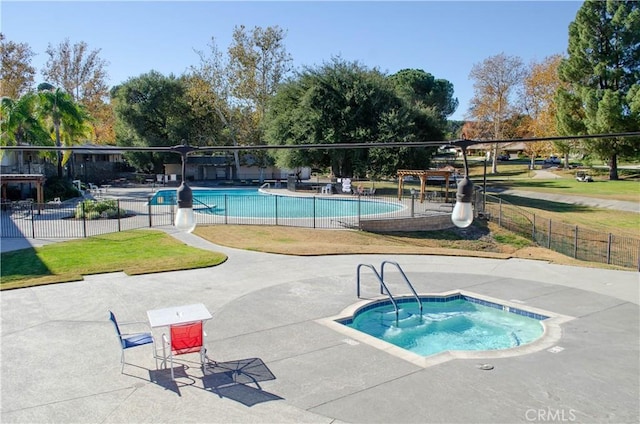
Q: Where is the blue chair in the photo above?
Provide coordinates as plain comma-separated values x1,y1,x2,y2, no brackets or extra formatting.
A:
109,311,154,373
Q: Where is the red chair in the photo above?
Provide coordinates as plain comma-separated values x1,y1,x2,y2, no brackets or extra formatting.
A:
162,321,208,380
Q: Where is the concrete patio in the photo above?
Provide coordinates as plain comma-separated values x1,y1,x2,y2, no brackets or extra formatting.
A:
1,229,638,423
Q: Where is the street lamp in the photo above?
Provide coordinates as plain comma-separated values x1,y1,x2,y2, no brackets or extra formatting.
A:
172,144,196,233
450,140,475,228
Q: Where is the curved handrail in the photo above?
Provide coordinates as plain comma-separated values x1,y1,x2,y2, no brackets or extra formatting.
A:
260,182,270,189
193,197,216,211
380,260,422,316
356,263,399,324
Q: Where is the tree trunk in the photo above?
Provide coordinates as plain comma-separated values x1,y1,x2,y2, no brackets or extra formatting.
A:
608,154,619,180
491,144,498,174
55,122,63,178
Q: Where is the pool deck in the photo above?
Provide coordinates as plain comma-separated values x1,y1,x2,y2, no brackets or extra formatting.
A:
1,228,638,424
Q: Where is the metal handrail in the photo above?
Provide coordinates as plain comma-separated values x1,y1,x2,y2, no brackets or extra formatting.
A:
380,260,423,316
193,197,216,211
356,263,399,324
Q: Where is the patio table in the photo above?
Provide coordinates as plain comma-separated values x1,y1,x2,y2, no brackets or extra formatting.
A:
147,303,212,328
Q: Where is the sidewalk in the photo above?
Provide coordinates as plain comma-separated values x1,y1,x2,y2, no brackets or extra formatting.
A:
496,188,639,213
1,229,639,423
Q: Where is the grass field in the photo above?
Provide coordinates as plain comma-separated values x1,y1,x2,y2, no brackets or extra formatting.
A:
0,230,227,290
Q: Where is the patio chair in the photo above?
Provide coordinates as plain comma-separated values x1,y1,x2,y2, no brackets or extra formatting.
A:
109,311,154,373
162,321,209,380
341,178,352,194
321,183,332,194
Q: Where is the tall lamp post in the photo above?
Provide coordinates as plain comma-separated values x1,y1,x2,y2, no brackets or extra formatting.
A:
172,143,197,233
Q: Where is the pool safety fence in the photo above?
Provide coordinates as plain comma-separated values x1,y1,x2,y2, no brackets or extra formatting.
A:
2,192,638,271
478,192,640,270
0,192,443,238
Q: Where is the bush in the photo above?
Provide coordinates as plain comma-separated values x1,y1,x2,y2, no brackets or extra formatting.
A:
75,199,127,219
44,177,81,201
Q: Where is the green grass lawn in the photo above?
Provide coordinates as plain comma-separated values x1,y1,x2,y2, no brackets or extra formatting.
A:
0,230,227,290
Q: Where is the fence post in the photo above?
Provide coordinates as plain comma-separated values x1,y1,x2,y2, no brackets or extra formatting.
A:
532,214,536,241
358,196,361,229
275,195,279,226
411,194,416,217
82,202,87,238
498,198,502,227
607,233,612,265
30,203,35,238
224,195,228,225
117,199,121,232
548,219,552,249
574,225,578,259
147,198,153,228
313,196,316,229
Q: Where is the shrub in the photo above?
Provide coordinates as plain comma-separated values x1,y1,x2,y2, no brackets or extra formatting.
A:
75,199,127,219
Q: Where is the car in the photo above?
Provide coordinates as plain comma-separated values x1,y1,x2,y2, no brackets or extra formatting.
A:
544,156,561,165
497,154,510,161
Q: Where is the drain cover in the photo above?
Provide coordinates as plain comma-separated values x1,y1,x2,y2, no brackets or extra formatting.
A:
477,363,494,370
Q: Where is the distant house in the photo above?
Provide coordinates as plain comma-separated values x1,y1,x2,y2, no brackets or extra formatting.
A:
465,141,527,158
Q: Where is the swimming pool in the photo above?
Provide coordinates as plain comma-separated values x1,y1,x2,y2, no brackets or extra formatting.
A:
340,295,546,357
149,188,404,218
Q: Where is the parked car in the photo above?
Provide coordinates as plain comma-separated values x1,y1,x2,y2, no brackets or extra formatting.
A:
497,154,510,161
544,156,561,165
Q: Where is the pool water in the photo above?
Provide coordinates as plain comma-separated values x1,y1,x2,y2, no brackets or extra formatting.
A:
343,298,545,357
150,188,403,218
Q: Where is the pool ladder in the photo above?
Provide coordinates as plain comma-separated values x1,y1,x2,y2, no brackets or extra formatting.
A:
356,261,423,324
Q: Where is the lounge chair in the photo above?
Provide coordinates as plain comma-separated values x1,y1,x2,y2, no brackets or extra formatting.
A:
341,178,352,194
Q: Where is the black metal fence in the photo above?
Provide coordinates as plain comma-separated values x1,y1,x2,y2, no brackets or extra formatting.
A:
479,193,639,270
2,190,638,270
0,191,447,239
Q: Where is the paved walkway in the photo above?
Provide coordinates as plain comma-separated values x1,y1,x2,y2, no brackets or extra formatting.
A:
1,228,639,424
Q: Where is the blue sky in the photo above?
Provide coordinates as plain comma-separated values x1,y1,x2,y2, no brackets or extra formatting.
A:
2,1,583,120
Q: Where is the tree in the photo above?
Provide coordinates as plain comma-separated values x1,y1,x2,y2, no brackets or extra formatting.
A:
42,38,111,143
112,71,221,173
227,25,293,120
388,69,458,122
192,28,292,178
0,94,49,148
36,84,92,178
467,53,525,173
191,38,243,177
520,54,571,166
264,58,441,178
0,33,36,98
556,0,640,180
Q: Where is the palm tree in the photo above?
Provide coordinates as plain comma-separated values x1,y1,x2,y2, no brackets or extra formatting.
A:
36,83,92,178
0,95,50,168
0,94,49,146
